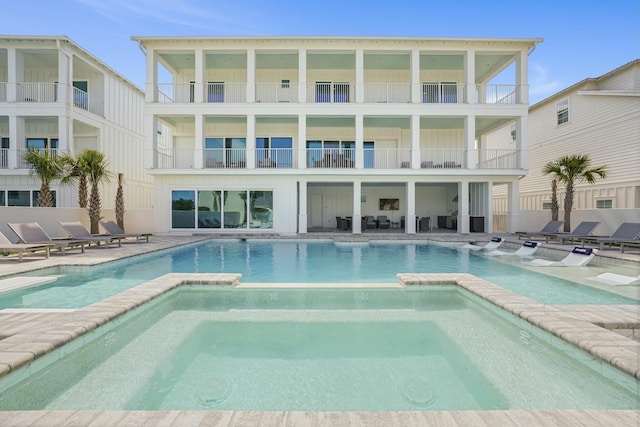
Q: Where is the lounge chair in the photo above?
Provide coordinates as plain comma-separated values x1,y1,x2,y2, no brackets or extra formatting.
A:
60,221,122,248
7,222,87,255
549,221,600,244
524,247,598,267
100,220,151,243
486,240,541,257
583,222,640,252
515,220,563,242
377,216,390,229
587,272,640,286
462,237,504,251
364,216,377,230
0,230,53,262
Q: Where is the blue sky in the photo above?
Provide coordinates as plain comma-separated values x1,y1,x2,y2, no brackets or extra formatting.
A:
4,0,639,104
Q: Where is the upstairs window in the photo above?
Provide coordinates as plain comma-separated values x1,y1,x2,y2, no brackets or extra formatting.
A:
557,99,569,125
596,199,613,209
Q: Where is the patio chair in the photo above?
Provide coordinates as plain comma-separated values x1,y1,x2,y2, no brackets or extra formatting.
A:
100,221,151,243
586,272,640,286
549,221,600,245
364,216,377,230
7,222,87,255
462,237,504,251
377,215,390,229
515,220,563,242
583,222,640,252
60,221,122,248
0,230,53,262
486,240,541,257
524,247,598,267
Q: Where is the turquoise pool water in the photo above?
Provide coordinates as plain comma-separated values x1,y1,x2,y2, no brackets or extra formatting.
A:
0,287,636,411
1,240,637,309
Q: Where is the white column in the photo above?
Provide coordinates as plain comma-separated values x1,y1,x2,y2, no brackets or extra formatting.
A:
297,114,307,169
459,181,470,233
194,49,204,103
144,115,157,169
7,48,17,102
508,180,520,233
57,115,70,153
355,49,364,103
298,49,307,103
352,181,361,234
8,116,23,169
465,50,475,104
246,48,256,103
516,116,528,169
355,114,364,168
57,49,70,105
406,181,416,234
298,180,308,233
486,182,494,233
194,115,204,169
517,49,529,104
411,115,420,169
464,115,476,169
245,114,256,168
411,49,420,104
145,49,157,103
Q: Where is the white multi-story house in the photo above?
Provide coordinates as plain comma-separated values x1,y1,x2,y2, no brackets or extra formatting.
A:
0,36,152,212
490,60,640,234
132,36,541,235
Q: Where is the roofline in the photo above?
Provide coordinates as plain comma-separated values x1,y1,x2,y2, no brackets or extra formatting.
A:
530,58,640,110
0,35,143,94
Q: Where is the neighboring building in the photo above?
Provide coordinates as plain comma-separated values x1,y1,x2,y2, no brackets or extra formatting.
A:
490,60,640,234
0,36,152,210
132,36,541,235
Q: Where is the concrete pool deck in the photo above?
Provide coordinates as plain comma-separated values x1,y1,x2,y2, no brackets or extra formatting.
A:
0,233,638,426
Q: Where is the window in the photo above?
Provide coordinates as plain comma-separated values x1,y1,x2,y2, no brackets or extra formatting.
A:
364,141,375,168
208,82,224,103
596,199,613,209
171,190,196,228
8,190,31,207
542,202,553,210
0,190,4,206
1,137,8,169
281,79,290,89
257,137,293,168
197,190,222,229
557,99,569,125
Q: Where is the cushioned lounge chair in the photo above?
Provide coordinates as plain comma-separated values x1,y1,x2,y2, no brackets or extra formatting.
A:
377,216,390,229
515,220,563,242
8,222,86,255
462,237,504,251
583,222,640,252
364,216,377,230
550,221,600,244
60,221,122,248
100,221,151,243
0,230,53,262
486,240,540,257
524,247,598,267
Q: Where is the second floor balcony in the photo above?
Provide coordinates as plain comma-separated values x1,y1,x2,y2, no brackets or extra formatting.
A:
0,82,104,116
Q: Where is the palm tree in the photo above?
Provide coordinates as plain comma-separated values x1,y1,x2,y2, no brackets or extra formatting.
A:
550,179,559,221
23,148,68,207
80,150,111,234
115,173,125,231
61,154,89,208
543,154,607,232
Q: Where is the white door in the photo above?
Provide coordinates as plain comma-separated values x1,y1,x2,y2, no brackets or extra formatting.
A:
310,194,324,228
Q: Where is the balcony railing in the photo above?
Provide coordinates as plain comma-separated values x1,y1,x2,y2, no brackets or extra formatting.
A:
0,82,6,102
15,148,64,169
422,83,465,104
73,87,104,116
476,84,519,104
364,83,411,103
17,82,57,102
150,147,519,170
0,148,8,169
255,83,298,103
306,83,354,103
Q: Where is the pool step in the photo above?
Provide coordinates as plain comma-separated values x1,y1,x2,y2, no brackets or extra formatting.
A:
0,276,60,295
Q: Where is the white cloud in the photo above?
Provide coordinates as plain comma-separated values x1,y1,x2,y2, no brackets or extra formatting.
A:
529,62,562,102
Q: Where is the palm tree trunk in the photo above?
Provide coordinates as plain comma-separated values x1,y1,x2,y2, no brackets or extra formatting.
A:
88,182,102,234
550,180,559,221
38,182,53,207
563,180,574,232
115,173,125,231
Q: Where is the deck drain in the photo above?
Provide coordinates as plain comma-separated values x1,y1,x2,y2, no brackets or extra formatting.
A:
194,377,232,408
399,378,436,407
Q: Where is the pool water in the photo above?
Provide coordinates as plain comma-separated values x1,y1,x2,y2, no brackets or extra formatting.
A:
2,240,637,309
0,287,636,411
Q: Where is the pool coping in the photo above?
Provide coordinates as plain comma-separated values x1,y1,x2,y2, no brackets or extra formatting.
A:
0,272,638,425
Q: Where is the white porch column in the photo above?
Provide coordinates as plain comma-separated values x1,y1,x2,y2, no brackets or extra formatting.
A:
8,116,23,169
246,48,256,103
7,48,17,102
298,180,308,233
411,114,420,169
57,115,70,153
406,181,416,234
145,49,157,103
517,49,529,104
508,180,520,233
298,49,307,103
297,114,307,169
411,49,420,104
352,181,362,234
57,49,70,105
516,116,528,170
486,182,494,233
194,49,204,103
464,115,476,169
194,115,204,169
355,49,364,103
144,115,157,169
464,50,475,104
355,114,364,168
246,114,255,169
459,181,470,233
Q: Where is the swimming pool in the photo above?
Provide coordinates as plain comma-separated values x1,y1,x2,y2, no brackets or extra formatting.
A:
2,239,637,309
0,286,636,411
